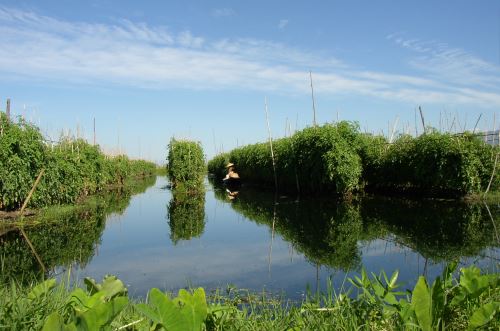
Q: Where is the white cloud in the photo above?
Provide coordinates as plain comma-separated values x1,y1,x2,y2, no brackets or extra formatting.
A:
0,7,499,109
278,19,289,29
212,8,235,17
388,33,500,90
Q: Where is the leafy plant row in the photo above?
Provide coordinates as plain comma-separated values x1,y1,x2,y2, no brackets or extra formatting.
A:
1,264,498,330
208,122,499,197
167,138,205,192
0,113,157,210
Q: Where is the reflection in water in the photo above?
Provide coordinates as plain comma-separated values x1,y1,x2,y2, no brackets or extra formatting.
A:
0,176,156,283
360,198,500,261
212,182,500,272
167,188,205,244
1,175,498,298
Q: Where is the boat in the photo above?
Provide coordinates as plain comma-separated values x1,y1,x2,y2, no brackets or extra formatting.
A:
223,176,241,189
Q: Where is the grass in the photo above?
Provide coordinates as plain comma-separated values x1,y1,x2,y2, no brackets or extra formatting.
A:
0,264,498,330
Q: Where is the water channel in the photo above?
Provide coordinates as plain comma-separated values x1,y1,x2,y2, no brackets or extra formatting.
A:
1,175,499,299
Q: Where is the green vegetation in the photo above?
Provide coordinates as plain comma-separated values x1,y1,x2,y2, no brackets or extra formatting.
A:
167,138,205,192
1,264,498,330
167,189,205,244
0,176,156,284
0,113,156,211
210,181,500,269
208,122,499,197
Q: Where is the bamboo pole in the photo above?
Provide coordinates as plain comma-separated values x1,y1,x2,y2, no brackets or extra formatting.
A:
419,106,425,134
20,228,47,273
18,168,47,273
6,98,10,122
20,168,45,214
483,202,500,244
309,71,317,127
389,116,399,143
484,153,499,198
472,113,482,134
265,97,278,192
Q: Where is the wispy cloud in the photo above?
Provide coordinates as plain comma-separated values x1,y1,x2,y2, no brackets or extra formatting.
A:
387,33,500,90
278,19,289,29
0,7,499,108
212,8,235,18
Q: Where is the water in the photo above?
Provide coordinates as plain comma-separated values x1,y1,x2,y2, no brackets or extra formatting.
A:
1,175,499,299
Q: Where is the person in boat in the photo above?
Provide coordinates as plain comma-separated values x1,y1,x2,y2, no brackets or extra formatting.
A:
224,162,240,181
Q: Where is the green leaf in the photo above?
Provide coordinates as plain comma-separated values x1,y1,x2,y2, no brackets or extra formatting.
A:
389,270,399,289
92,297,129,327
84,275,127,299
468,302,500,330
42,312,77,331
28,278,56,300
175,288,208,331
412,276,432,331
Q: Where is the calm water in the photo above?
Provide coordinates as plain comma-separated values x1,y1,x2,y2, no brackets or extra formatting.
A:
1,175,499,299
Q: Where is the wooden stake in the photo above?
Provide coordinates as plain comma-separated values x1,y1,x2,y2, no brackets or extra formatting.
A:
309,71,317,127
419,106,426,134
472,113,482,134
389,116,399,143
484,153,499,198
20,228,47,273
6,98,10,122
20,168,45,214
265,97,278,192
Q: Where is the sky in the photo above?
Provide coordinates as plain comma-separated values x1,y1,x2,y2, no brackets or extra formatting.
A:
0,0,499,164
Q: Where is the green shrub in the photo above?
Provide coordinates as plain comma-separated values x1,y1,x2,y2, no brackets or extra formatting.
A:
167,138,205,190
0,114,157,210
208,121,498,197
0,113,46,210
374,131,498,195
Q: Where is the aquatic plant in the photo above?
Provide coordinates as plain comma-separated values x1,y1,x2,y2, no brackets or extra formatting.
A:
0,264,498,330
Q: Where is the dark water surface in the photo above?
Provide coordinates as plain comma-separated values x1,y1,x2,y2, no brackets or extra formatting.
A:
1,175,499,299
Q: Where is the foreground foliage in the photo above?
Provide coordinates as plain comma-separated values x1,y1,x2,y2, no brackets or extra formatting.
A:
208,122,499,197
0,264,498,330
0,113,156,210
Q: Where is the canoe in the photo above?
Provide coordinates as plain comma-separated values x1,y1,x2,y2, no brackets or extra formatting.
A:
223,176,241,188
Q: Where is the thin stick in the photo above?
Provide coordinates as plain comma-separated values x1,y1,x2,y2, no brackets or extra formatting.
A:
20,228,47,273
472,113,482,134
265,97,278,192
419,106,426,134
268,204,276,278
116,319,145,331
6,98,10,122
414,107,418,136
20,168,45,214
483,202,500,244
389,116,399,143
309,71,317,127
484,153,499,198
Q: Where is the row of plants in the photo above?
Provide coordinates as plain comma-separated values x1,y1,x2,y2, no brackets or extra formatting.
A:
167,138,205,192
0,263,498,330
208,122,499,197
0,113,157,210
0,176,157,284
211,181,500,271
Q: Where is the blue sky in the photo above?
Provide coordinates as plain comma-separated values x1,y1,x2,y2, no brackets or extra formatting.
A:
1,0,499,163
